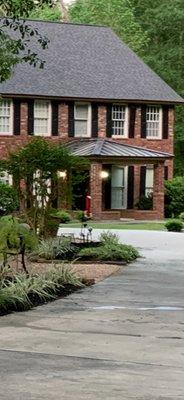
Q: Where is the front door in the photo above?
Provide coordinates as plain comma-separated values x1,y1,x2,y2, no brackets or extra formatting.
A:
111,166,127,209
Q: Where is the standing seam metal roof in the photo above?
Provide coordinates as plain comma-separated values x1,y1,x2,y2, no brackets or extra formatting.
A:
66,139,173,159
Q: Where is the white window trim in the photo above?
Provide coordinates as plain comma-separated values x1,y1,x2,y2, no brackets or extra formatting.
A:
0,171,13,186
74,102,91,137
34,100,52,137
112,104,129,138
146,106,163,140
0,99,13,136
111,166,128,210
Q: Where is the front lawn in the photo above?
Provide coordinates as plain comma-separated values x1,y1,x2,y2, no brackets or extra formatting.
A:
59,221,166,231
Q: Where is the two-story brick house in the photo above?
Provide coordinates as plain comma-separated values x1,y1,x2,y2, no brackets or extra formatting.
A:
0,21,183,220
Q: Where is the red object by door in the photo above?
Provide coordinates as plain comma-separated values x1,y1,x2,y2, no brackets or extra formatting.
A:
85,194,91,217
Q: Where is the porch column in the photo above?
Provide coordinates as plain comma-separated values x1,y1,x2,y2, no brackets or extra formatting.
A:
153,162,165,219
90,162,102,219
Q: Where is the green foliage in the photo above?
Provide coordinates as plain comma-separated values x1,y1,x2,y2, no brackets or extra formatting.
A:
69,0,148,54
76,210,88,223
29,4,61,21
165,177,184,217
34,237,77,260
179,212,184,222
79,231,139,263
51,210,71,223
135,194,153,210
165,219,183,232
0,216,38,253
0,265,82,314
0,1,51,81
0,182,19,215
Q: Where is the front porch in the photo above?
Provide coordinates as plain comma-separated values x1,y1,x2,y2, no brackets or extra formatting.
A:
67,139,173,221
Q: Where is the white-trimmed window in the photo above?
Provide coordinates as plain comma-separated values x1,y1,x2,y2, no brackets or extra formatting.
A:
145,165,154,196
146,106,162,139
112,105,128,137
111,166,128,209
74,103,91,137
34,100,51,136
0,171,13,186
0,100,13,135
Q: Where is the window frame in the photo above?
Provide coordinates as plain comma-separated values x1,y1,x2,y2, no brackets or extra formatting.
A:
34,100,52,137
0,99,13,136
0,170,13,186
111,165,128,209
145,165,154,196
112,104,129,138
74,102,91,138
146,106,163,140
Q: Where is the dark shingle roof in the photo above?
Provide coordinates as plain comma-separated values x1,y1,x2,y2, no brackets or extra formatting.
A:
0,20,183,103
66,139,173,159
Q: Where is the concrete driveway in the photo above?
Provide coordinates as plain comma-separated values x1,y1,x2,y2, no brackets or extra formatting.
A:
0,230,184,399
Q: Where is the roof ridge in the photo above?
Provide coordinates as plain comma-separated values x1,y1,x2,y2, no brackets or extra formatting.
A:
17,18,108,29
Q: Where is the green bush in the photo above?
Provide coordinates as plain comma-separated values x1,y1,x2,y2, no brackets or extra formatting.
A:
165,219,183,232
0,265,82,314
76,210,89,223
135,194,153,210
51,210,71,223
79,231,139,263
0,216,38,252
179,212,184,221
165,177,184,217
0,183,19,215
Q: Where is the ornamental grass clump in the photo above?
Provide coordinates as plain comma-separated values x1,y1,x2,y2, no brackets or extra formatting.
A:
0,265,82,315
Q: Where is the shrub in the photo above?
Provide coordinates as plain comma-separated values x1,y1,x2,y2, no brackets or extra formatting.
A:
165,219,183,232
51,210,71,223
165,177,184,217
0,216,38,252
76,210,89,223
179,212,184,221
135,194,153,210
0,183,19,215
79,231,139,263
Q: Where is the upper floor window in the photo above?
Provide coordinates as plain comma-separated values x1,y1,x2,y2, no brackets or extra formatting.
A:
74,103,91,137
112,105,128,137
146,106,162,139
34,100,51,136
0,100,13,135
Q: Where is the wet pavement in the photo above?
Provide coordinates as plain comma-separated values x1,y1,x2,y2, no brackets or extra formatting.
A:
0,230,184,399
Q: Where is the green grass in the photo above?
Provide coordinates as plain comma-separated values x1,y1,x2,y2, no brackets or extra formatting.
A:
59,221,166,231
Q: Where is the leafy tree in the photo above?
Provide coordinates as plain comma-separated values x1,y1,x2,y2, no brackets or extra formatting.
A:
69,0,149,53
0,138,87,235
130,0,184,175
165,177,184,217
0,0,52,82
0,183,19,215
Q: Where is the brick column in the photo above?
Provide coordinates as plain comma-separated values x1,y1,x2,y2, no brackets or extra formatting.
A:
98,106,107,138
20,102,28,136
153,162,165,219
58,103,68,138
90,163,102,219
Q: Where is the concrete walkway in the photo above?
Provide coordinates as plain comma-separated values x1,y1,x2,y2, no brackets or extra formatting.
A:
0,230,184,399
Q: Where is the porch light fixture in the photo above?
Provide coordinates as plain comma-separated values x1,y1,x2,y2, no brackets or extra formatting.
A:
57,170,67,179
100,170,109,179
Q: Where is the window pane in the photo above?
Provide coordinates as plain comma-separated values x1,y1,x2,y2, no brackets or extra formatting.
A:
112,105,126,136
75,120,88,136
146,107,161,137
75,104,88,119
34,101,50,134
0,100,11,133
145,166,154,196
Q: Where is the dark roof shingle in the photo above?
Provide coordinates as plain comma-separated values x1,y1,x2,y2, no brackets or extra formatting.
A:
0,20,183,103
